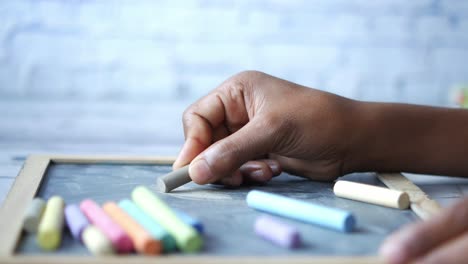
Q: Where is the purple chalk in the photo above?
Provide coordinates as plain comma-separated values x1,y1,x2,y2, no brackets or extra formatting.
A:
65,204,90,241
254,215,301,248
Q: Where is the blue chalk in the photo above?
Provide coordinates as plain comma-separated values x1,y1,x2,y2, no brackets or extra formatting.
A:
174,209,204,234
246,190,355,232
118,199,176,252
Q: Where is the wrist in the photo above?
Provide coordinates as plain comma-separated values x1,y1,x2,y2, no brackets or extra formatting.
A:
341,100,370,175
342,101,415,174
342,101,468,176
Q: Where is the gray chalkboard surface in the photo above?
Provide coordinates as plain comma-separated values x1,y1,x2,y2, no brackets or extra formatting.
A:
16,163,417,256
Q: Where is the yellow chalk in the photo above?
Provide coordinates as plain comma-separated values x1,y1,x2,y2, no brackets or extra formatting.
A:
82,225,115,255
37,196,65,250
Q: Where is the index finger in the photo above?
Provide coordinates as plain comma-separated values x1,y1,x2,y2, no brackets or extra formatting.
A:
173,94,225,169
173,77,251,170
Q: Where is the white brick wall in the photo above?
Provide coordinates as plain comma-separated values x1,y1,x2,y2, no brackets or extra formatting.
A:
1,0,468,105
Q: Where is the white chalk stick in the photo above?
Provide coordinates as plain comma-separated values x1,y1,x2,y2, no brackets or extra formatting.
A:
82,225,115,255
23,198,46,233
333,180,410,209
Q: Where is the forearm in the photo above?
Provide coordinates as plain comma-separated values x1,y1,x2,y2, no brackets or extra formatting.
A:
345,102,468,177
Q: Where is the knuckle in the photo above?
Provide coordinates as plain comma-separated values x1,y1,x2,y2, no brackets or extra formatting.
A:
182,108,190,121
182,107,195,125
226,70,266,87
236,70,264,79
225,82,244,100
219,74,247,95
182,102,197,120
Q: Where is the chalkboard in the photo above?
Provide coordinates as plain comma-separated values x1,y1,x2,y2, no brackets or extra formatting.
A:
14,161,418,256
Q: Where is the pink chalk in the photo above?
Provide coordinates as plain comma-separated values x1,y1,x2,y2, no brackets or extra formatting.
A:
254,215,301,248
80,199,133,253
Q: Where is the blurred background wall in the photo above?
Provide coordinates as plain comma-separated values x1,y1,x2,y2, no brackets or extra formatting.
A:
2,0,468,105
1,0,468,203
1,0,468,149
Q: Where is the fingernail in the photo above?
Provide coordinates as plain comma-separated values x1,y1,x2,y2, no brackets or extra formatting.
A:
251,169,264,179
264,160,281,175
269,164,280,175
173,146,187,169
189,159,213,184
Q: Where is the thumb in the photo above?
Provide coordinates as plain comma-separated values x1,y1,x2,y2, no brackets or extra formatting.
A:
189,117,275,184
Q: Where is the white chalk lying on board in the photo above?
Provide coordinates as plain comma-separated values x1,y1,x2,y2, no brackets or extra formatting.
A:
333,180,410,209
82,225,115,255
23,198,46,233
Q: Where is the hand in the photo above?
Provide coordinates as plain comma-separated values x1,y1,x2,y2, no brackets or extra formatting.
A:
380,197,468,264
173,71,359,186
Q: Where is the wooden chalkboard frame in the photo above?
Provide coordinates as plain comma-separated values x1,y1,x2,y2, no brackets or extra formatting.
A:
0,154,438,264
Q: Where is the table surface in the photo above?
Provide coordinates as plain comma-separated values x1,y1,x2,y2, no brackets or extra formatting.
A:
1,101,468,255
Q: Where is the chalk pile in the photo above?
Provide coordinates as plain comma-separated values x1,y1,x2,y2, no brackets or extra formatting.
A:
23,176,409,254
22,186,203,255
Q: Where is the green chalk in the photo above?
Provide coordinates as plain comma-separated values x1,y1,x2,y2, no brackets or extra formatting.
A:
118,199,176,252
132,186,202,253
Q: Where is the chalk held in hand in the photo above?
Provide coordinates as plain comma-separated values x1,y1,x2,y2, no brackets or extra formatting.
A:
255,215,301,248
37,196,65,250
64,204,89,241
103,201,161,255
156,165,191,193
132,186,203,252
23,198,46,233
119,199,176,252
80,199,133,253
82,225,115,255
246,190,355,232
333,180,410,209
